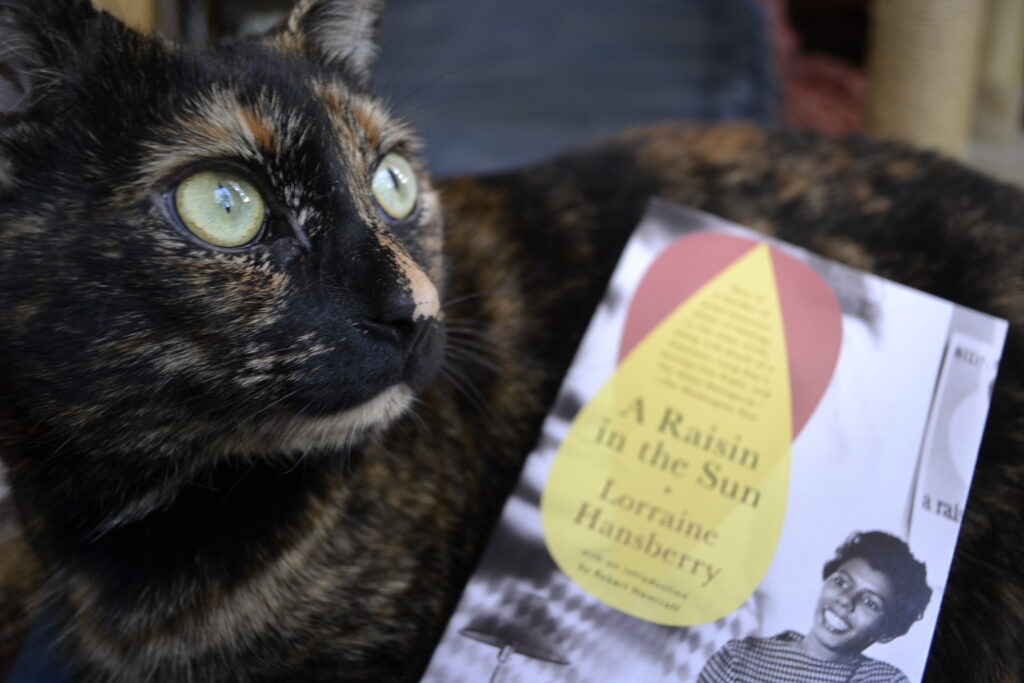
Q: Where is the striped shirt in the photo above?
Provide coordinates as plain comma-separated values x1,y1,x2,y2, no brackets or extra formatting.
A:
697,631,910,683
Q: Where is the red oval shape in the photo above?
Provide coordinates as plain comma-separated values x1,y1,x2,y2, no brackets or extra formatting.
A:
618,231,842,440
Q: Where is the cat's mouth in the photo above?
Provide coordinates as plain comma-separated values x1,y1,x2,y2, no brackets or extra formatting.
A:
252,318,443,452
218,384,417,456
400,317,445,390
262,312,442,418
356,313,446,392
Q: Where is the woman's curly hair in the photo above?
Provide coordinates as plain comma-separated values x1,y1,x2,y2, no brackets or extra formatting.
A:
822,531,932,639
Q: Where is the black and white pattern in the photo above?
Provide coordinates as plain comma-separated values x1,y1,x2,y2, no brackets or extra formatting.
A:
697,631,909,683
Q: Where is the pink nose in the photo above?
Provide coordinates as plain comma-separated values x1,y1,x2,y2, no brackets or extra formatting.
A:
411,273,439,320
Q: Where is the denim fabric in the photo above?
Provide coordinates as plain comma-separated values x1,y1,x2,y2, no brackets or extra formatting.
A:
374,0,778,176
6,610,76,683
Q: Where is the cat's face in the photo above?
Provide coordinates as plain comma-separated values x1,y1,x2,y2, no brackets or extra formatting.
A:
0,0,443,463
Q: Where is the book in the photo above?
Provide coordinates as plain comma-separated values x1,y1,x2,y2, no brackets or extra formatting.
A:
421,199,1008,683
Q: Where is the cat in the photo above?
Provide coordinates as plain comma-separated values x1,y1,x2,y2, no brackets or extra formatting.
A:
0,0,1021,681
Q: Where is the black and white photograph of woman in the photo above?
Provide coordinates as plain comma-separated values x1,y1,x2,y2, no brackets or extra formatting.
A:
698,531,931,683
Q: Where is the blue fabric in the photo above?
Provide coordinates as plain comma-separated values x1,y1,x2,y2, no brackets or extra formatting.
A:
6,610,76,683
374,0,778,175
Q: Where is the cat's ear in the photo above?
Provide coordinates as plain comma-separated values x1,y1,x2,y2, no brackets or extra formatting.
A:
0,0,99,116
282,0,385,86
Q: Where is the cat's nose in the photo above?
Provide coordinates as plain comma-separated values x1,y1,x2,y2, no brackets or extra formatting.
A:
373,235,439,321
355,234,441,375
363,264,439,352
362,314,435,356
408,268,440,321
362,296,443,390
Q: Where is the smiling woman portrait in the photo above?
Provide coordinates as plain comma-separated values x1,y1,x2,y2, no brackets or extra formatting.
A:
697,531,932,683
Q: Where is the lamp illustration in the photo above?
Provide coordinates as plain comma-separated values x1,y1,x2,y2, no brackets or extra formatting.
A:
457,591,570,683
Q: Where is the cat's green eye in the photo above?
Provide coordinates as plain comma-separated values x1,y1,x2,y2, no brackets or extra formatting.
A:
371,153,418,220
174,170,266,248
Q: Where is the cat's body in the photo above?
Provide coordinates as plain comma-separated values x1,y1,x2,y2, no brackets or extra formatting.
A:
0,1,1021,681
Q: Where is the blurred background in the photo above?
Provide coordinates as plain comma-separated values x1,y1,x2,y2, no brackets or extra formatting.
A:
96,0,1024,185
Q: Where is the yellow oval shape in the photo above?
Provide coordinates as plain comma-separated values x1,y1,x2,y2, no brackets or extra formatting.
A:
542,244,792,625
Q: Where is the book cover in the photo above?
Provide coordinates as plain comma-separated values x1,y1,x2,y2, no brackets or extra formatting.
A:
422,200,1007,683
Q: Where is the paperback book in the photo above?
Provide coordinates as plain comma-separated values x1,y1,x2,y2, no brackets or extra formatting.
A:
422,200,1007,683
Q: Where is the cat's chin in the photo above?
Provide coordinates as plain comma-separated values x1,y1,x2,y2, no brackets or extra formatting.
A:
216,384,415,456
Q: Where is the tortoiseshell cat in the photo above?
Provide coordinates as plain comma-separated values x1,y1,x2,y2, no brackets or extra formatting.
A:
0,0,1021,681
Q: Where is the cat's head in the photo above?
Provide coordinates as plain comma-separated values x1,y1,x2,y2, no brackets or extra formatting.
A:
0,0,444,474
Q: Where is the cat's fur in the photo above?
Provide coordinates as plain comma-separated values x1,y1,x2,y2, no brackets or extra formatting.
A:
0,0,1021,681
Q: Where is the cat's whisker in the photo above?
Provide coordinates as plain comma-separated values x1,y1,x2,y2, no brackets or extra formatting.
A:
388,57,489,112
402,96,483,118
211,461,259,514
237,387,305,424
377,45,429,97
399,395,430,434
281,447,314,475
438,364,490,417
441,319,504,335
442,338,535,418
443,316,521,343
440,290,489,310
444,343,539,409
444,327,520,360
49,435,76,458
444,336,506,367
439,319,487,330
445,329,526,372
